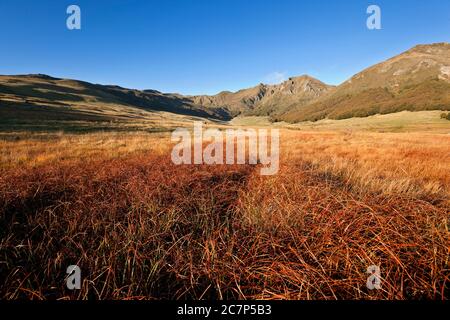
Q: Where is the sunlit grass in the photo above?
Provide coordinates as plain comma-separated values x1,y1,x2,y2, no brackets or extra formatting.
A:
0,128,448,300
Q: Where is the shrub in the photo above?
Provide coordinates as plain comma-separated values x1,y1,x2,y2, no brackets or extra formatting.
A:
440,112,450,120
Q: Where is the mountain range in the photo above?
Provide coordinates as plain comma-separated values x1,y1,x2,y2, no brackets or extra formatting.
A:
1,42,449,125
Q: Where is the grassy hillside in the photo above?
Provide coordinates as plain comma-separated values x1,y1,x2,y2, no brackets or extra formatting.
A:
280,79,450,122
279,43,450,123
0,74,231,129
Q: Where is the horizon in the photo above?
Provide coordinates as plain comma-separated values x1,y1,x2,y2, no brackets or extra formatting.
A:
1,0,449,95
2,41,447,97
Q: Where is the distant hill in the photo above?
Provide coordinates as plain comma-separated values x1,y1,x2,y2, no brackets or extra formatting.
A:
191,75,333,117
279,43,450,122
0,74,332,123
1,43,449,126
0,74,232,123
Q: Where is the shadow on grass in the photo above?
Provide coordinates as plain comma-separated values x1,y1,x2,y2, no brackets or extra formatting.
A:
0,155,257,299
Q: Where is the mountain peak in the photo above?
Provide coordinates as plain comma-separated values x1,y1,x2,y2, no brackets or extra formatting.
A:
412,42,449,49
281,42,450,123
407,42,450,54
289,74,314,81
18,74,61,80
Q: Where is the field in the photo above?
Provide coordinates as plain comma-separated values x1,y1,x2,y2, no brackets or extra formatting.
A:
0,113,449,300
232,110,450,133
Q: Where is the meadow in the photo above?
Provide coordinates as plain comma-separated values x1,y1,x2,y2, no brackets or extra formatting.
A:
0,118,449,299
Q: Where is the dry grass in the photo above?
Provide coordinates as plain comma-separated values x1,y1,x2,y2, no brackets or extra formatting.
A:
0,129,448,300
238,130,449,299
281,131,450,201
0,132,171,170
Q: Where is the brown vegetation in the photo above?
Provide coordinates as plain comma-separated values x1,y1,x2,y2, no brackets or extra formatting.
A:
281,79,450,122
0,130,448,300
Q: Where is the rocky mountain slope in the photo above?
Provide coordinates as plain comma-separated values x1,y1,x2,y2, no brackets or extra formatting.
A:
191,75,333,117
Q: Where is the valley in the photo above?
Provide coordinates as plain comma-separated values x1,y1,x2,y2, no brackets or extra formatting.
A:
1,43,449,131
1,42,449,300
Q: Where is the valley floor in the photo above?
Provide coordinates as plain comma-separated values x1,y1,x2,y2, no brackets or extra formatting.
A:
231,110,450,133
0,122,449,300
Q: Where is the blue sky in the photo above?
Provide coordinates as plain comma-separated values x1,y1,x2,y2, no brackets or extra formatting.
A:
0,0,449,95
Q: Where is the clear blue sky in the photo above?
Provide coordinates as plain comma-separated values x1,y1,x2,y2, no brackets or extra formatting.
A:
0,0,449,95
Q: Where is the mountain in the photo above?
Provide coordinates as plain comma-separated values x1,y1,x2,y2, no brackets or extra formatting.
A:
1,43,449,126
0,74,332,124
280,43,450,122
191,75,333,117
0,74,232,124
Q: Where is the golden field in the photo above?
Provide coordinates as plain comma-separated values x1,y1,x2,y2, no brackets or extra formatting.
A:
0,123,449,299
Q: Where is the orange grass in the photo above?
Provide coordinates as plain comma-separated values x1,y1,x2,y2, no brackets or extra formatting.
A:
0,130,448,300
